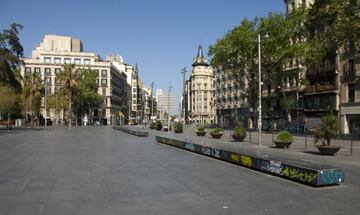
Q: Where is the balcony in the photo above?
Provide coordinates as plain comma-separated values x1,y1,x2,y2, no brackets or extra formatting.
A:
341,72,360,83
306,56,337,77
304,83,338,95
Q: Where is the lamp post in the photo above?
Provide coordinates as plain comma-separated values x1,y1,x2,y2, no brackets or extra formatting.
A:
258,33,262,146
181,67,187,123
44,82,47,128
168,82,172,130
151,82,154,120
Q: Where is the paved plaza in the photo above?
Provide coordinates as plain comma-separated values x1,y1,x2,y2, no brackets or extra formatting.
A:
0,127,360,214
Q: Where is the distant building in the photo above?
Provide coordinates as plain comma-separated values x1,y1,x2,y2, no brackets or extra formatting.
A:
187,45,215,124
156,89,175,120
21,35,129,125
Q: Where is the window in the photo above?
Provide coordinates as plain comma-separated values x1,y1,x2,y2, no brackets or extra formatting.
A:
84,59,90,65
349,59,354,74
45,77,51,85
94,69,99,76
64,58,71,64
45,68,51,76
34,67,40,73
101,79,107,86
25,67,31,73
349,84,355,103
101,70,107,77
54,57,61,64
55,78,60,85
74,58,81,65
102,87,106,95
45,86,52,95
133,88,137,92
103,98,107,105
96,79,99,86
44,57,51,63
55,68,61,74
55,86,61,93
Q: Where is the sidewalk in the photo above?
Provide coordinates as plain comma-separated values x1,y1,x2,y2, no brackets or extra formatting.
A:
148,127,360,189
181,126,360,157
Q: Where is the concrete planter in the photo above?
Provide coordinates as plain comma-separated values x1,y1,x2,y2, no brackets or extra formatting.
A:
274,140,292,149
210,132,223,139
231,134,245,142
196,131,206,136
316,145,341,156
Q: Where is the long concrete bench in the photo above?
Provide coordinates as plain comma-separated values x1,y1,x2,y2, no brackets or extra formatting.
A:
156,135,345,187
113,126,149,137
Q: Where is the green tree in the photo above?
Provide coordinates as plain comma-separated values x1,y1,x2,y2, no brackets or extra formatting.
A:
0,84,20,127
58,64,80,126
21,72,44,126
0,23,23,91
305,0,360,60
74,68,101,125
209,18,258,107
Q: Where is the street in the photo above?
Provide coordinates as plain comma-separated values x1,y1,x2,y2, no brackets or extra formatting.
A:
0,127,359,214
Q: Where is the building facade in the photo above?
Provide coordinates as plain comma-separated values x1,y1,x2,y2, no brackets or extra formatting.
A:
214,67,250,128
21,35,129,126
187,46,215,124
156,89,175,120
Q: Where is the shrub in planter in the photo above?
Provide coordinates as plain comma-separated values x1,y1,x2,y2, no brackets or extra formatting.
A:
155,120,162,130
314,110,341,155
274,131,293,148
210,127,224,139
232,121,246,142
174,122,183,133
196,126,206,136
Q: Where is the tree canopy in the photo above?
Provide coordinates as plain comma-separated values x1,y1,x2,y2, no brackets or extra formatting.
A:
0,23,23,91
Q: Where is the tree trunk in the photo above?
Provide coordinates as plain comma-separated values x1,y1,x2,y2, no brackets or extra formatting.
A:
68,92,72,127
326,137,331,146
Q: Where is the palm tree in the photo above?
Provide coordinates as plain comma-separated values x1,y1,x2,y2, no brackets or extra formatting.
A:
59,64,80,126
21,72,44,127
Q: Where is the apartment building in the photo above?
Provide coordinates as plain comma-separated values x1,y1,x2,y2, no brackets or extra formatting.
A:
124,64,143,124
187,46,215,124
21,35,129,126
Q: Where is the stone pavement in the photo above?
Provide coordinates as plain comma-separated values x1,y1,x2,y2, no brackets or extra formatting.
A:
0,127,359,214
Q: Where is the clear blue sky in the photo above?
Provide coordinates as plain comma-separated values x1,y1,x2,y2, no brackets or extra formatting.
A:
0,0,285,112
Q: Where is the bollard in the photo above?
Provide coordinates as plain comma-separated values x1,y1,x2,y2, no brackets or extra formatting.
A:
305,134,307,150
350,140,353,156
250,131,252,143
272,132,274,145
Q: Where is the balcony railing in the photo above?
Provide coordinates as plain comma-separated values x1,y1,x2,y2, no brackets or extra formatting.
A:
306,55,337,76
304,84,337,94
341,72,359,83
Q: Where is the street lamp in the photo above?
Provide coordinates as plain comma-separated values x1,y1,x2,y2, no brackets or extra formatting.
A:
151,82,154,120
181,67,188,123
257,32,268,146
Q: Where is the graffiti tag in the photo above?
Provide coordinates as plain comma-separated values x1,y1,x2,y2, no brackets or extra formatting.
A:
231,153,240,162
261,160,283,175
318,170,344,185
282,167,317,183
185,143,195,151
240,155,252,167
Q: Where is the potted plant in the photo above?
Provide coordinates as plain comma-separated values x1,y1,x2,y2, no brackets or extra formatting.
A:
196,126,206,136
232,121,246,142
149,122,155,129
274,131,293,148
313,110,341,155
210,128,224,139
155,120,162,131
174,122,183,133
